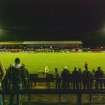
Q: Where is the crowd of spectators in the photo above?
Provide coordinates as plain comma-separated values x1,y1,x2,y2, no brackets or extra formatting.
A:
0,58,105,105
30,63,105,90
3,59,105,91
54,64,105,89
0,57,104,105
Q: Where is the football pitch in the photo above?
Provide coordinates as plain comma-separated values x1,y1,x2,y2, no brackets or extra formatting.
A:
0,52,105,73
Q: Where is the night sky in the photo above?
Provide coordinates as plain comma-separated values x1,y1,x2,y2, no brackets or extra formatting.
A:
0,0,105,46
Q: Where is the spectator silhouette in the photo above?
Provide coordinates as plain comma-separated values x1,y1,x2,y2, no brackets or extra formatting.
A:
90,69,96,88
89,71,94,89
82,66,92,89
71,67,80,89
7,58,26,105
95,66,104,89
54,68,61,89
84,62,88,69
61,66,70,88
78,68,82,89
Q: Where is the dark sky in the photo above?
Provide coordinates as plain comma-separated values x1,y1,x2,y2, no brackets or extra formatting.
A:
0,0,105,46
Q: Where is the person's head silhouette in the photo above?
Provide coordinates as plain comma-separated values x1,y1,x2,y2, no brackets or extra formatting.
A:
15,58,20,64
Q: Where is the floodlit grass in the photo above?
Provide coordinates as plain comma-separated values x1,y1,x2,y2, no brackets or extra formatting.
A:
0,52,105,73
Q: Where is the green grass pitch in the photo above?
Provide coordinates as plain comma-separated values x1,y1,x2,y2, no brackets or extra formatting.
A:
0,52,105,73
